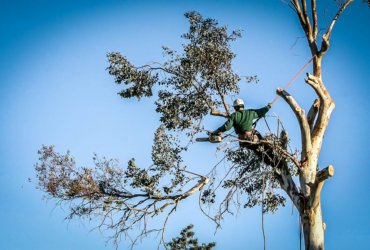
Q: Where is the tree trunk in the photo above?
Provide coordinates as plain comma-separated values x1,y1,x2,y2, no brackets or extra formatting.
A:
301,202,325,250
287,1,352,249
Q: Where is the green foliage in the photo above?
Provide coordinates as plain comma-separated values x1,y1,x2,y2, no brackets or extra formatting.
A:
107,53,158,99
124,159,162,195
151,126,188,194
166,224,216,250
35,11,300,248
35,135,189,200
107,11,241,131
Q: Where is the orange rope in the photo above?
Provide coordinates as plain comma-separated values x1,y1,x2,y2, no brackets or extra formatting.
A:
270,54,316,105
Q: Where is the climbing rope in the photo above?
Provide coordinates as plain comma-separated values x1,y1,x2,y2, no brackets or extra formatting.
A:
299,216,303,250
261,174,266,250
270,54,316,106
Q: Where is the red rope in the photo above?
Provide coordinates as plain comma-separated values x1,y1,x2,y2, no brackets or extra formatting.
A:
270,54,316,105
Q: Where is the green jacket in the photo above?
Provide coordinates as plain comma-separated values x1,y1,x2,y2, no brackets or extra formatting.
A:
213,105,270,134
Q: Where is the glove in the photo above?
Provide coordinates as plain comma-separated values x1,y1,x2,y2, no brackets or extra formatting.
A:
267,103,272,108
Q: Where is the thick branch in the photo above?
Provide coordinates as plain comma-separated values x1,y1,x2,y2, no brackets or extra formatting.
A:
307,98,320,132
310,165,334,209
101,176,209,205
178,176,209,199
276,88,312,157
305,74,335,148
275,162,303,212
215,82,231,116
316,165,334,183
305,73,327,109
210,108,229,118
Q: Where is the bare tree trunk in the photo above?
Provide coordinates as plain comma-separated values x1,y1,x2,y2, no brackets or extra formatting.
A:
301,203,325,250
286,2,353,248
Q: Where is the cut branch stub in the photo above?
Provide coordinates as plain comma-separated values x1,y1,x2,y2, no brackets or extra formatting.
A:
316,165,334,183
310,165,335,210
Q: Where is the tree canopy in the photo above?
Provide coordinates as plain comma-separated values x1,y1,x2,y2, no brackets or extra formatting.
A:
35,12,293,247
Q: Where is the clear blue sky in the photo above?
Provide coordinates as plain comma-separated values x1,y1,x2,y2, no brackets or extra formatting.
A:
0,0,369,249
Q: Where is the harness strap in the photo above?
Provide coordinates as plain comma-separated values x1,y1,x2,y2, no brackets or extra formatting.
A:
238,131,254,137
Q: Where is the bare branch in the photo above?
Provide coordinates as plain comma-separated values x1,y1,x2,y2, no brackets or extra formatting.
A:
311,0,318,39
300,0,313,38
198,191,221,229
160,204,177,247
291,0,305,26
325,0,353,40
276,88,312,158
290,0,319,55
320,0,354,55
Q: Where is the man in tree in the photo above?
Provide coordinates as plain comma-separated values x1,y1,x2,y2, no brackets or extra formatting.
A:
212,98,271,144
34,1,362,248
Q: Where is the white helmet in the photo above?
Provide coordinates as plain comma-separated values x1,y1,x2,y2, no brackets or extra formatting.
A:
233,98,244,107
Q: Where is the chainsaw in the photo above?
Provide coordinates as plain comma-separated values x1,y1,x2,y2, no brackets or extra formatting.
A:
196,133,223,143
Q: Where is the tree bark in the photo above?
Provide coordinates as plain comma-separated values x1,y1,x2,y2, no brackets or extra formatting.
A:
301,203,325,250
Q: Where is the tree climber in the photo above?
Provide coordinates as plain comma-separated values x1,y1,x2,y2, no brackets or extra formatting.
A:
212,98,271,146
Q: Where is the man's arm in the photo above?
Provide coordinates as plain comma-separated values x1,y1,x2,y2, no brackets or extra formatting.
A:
254,104,271,118
213,114,234,134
